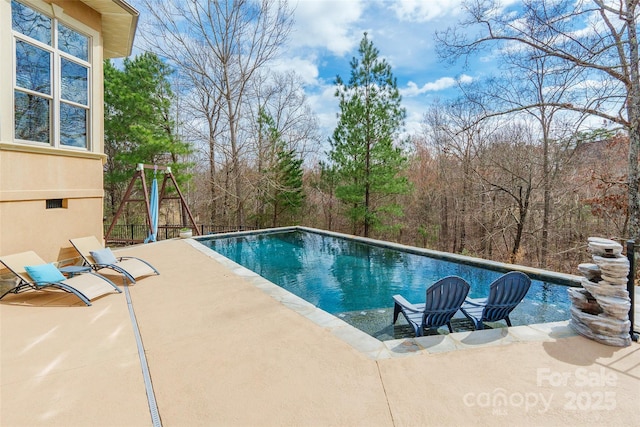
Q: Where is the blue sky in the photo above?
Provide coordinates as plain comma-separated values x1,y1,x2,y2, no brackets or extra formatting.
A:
131,0,518,139
268,0,509,138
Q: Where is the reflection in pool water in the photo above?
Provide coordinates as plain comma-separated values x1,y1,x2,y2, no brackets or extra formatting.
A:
200,229,572,338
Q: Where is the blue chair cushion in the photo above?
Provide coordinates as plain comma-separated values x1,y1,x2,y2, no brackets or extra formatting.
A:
90,248,118,265
24,263,66,284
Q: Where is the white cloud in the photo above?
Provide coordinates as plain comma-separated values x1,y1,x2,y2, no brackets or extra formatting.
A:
390,0,465,22
290,0,364,55
307,84,339,138
390,0,520,23
270,55,319,86
459,74,473,84
401,74,473,97
402,108,424,138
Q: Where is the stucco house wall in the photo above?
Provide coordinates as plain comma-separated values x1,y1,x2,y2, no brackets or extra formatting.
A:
0,0,137,262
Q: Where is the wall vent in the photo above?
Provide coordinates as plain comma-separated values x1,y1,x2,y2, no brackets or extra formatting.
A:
46,199,65,209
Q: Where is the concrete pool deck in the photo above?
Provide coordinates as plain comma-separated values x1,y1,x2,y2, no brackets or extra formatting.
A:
1,238,639,426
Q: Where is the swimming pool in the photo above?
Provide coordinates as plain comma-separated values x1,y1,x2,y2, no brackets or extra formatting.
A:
199,228,579,339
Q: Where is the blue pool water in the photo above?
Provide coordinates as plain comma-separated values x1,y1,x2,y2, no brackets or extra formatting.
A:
199,229,572,333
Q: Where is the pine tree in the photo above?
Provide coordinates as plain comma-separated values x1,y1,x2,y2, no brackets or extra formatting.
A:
271,145,304,226
104,53,192,220
328,33,411,237
255,110,305,227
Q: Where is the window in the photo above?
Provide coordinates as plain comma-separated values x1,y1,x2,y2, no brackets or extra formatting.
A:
12,0,91,149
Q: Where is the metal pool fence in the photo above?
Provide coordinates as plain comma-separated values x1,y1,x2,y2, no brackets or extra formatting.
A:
105,224,257,243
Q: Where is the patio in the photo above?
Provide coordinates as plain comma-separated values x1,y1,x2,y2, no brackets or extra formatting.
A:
1,238,639,426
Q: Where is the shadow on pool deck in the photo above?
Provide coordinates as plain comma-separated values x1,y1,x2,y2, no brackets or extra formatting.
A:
1,238,639,426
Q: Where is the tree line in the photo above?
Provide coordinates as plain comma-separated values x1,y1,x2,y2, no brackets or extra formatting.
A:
104,0,639,275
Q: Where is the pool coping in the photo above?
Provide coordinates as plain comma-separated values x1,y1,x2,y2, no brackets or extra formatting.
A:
185,231,581,360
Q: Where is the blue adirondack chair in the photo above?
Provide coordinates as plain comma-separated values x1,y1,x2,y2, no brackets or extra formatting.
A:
393,276,470,337
461,271,531,330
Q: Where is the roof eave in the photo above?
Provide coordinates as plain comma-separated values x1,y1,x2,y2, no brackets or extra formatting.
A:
81,0,139,58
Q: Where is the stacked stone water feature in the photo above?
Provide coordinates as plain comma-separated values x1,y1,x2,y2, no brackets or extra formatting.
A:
568,237,631,347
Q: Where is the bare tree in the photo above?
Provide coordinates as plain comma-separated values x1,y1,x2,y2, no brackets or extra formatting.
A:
404,134,442,248
249,71,321,157
423,98,492,253
140,0,293,226
437,0,640,241
476,124,539,263
477,52,587,266
179,69,226,224
245,71,320,226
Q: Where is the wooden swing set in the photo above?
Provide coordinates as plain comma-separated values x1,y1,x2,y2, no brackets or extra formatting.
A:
104,163,199,244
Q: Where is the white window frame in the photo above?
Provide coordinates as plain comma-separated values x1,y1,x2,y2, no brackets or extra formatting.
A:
11,0,93,151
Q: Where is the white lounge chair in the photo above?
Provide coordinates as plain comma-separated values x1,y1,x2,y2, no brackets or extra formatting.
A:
70,236,159,284
0,251,121,306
